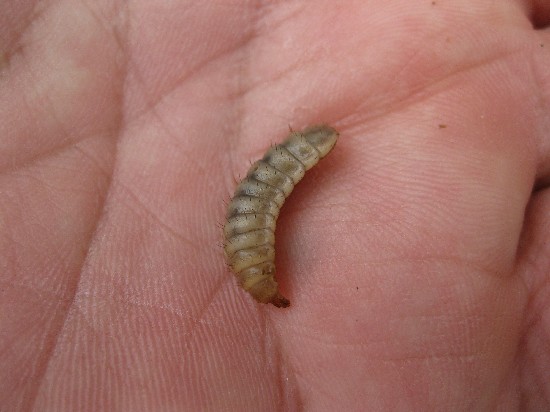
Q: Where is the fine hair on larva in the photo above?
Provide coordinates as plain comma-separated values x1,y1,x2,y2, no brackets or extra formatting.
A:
223,125,339,308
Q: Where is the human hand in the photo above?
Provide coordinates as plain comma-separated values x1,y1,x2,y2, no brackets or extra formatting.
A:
1,1,549,410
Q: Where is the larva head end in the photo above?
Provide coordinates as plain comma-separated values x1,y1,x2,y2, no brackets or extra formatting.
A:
302,125,339,157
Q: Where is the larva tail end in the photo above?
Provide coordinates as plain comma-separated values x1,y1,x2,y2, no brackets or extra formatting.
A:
271,294,290,308
245,275,290,308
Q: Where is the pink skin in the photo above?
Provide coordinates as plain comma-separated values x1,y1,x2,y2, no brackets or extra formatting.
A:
1,1,550,410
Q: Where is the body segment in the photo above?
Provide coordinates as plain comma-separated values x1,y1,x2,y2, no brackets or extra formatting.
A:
223,125,339,308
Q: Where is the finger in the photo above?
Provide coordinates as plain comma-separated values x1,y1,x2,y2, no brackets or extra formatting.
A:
514,189,550,409
532,28,550,188
528,0,550,28
520,1,550,187
533,28,550,188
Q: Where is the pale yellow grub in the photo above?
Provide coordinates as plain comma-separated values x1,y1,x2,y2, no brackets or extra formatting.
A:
223,125,339,308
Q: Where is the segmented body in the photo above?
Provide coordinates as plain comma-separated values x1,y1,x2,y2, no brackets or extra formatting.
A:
223,125,339,307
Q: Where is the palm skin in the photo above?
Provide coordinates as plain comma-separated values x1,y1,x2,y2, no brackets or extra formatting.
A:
1,1,550,411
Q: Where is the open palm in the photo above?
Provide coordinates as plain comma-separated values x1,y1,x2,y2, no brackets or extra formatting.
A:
1,1,549,411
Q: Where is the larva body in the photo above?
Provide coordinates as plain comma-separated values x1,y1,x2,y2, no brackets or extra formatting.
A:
223,125,339,308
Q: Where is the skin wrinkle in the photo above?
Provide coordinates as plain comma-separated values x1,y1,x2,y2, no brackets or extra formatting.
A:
518,230,550,358
186,275,231,329
0,279,70,326
0,44,21,74
80,0,122,40
257,309,296,411
273,336,289,412
223,52,311,103
12,167,88,196
124,14,258,125
345,30,531,128
522,272,550,333
112,180,204,251
520,190,550,262
379,353,482,364
516,186,550,410
527,41,550,185
298,369,341,408
297,247,520,283
519,333,549,409
89,282,228,324
72,143,117,181
123,94,219,202
26,296,84,411
25,57,75,159
284,313,488,351
1,188,70,275
78,270,233,344
222,8,265,187
0,1,43,70
150,113,215,174
19,2,129,410
377,10,508,89
0,68,64,172
219,4,317,191
253,1,304,33
25,150,112,404
121,10,250,181
0,24,125,175
350,46,528,128
0,118,120,174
